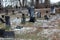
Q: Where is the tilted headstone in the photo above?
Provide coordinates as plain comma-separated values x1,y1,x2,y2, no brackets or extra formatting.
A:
0,18,5,23
37,12,41,18
21,14,26,24
5,16,11,27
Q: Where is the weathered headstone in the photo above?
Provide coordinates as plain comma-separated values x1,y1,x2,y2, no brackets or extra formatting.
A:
5,16,11,27
21,14,26,24
50,6,55,15
28,6,35,22
37,12,41,18
12,10,15,15
46,11,48,13
0,29,5,37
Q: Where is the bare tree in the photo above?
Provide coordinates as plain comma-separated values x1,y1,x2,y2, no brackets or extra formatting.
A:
18,0,22,7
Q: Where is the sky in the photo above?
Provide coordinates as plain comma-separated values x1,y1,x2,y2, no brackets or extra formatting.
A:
50,0,60,3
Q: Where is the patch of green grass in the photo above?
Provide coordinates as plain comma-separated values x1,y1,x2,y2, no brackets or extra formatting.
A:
5,26,11,31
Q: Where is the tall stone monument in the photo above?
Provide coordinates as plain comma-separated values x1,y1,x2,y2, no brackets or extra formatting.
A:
28,6,36,22
5,16,11,27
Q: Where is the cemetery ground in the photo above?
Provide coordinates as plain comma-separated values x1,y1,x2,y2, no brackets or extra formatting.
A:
0,11,60,40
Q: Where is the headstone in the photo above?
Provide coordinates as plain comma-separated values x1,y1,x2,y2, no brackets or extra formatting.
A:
46,11,48,13
0,29,5,37
21,14,26,24
44,15,49,20
5,16,11,27
28,6,35,22
12,10,15,15
50,6,55,15
37,12,41,18
1,15,4,18
29,17,36,23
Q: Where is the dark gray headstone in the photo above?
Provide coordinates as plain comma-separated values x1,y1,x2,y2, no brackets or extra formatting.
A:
37,12,41,18
44,15,49,20
5,16,11,27
46,11,48,13
50,6,55,15
29,17,36,23
21,14,26,24
28,6,34,17
28,6,35,22
0,29,5,37
1,15,4,18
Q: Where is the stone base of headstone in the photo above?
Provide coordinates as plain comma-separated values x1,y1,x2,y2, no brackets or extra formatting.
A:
37,12,41,18
29,17,36,23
